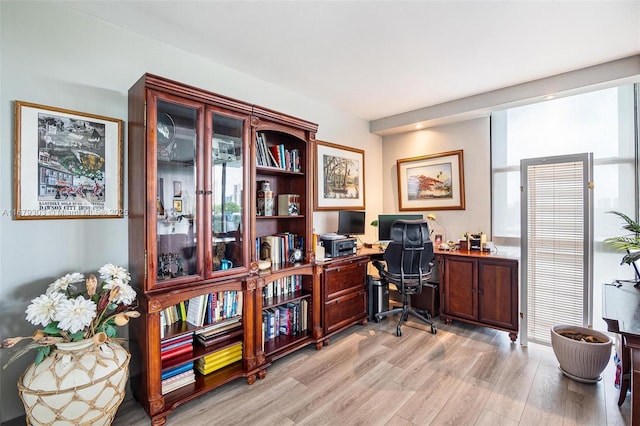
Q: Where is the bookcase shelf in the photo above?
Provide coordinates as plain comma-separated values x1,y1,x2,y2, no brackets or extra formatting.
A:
163,361,244,407
262,290,312,310
263,331,313,358
128,74,318,426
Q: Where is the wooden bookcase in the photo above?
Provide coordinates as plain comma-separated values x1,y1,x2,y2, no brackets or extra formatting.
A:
127,74,318,425
250,107,321,374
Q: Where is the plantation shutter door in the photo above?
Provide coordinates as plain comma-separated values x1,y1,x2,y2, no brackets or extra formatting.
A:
521,153,593,345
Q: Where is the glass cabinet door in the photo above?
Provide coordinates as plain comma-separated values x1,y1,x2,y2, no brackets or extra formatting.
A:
210,112,245,274
154,99,199,283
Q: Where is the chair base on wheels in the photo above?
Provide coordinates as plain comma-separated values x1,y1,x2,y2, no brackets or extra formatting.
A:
375,296,437,337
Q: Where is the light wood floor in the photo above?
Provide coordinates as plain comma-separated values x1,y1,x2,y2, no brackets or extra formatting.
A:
113,318,631,426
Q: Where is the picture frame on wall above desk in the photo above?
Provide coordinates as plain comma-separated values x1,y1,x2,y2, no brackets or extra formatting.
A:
397,150,465,211
314,140,365,211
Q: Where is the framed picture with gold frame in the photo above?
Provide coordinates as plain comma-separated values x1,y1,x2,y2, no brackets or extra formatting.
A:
314,140,365,211
397,150,465,211
14,101,124,219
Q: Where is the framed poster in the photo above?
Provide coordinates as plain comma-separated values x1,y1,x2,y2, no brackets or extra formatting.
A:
14,101,124,219
315,140,365,211
397,150,465,211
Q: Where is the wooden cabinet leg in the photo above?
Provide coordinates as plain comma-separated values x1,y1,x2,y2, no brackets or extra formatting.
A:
246,374,257,385
508,332,518,342
151,416,167,426
315,342,323,350
258,369,267,380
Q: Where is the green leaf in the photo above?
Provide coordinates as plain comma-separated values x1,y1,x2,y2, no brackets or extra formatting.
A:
104,323,117,338
34,346,50,365
69,331,85,341
42,322,62,336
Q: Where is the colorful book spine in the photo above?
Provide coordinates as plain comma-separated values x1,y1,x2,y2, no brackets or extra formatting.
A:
161,361,194,381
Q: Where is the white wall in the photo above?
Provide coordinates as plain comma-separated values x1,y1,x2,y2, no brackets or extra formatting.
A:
381,117,491,242
0,2,381,421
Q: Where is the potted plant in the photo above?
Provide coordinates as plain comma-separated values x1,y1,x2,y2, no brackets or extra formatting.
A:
1,264,139,426
604,210,640,266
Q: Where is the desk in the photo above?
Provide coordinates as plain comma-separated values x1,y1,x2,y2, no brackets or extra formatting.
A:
602,281,640,423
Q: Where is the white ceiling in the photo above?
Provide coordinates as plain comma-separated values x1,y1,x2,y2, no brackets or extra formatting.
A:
64,1,640,121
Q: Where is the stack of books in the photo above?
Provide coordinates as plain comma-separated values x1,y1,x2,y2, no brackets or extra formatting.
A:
160,333,194,365
255,133,300,171
195,342,243,375
186,291,243,327
161,362,195,395
257,233,303,266
194,316,243,347
262,275,302,299
262,300,308,343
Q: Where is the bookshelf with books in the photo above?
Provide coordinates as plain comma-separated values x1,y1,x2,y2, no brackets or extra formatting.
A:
251,107,321,376
128,74,319,425
128,74,259,426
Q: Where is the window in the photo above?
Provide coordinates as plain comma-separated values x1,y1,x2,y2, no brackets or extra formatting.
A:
491,85,638,343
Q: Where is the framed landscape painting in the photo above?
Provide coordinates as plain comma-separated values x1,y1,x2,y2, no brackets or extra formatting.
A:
14,101,124,219
315,140,365,211
397,150,465,211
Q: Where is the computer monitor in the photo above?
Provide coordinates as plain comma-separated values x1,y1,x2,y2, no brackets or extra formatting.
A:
337,210,366,237
377,214,423,242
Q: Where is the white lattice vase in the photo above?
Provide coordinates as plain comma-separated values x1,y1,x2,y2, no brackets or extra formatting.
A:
18,337,130,426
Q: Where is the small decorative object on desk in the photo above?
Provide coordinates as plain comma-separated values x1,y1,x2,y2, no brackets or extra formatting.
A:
1,264,139,426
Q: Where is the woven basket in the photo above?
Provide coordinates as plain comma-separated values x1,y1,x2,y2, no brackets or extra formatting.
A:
18,339,130,426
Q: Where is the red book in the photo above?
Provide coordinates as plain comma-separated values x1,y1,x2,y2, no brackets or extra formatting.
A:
161,334,193,350
160,343,193,361
268,146,281,168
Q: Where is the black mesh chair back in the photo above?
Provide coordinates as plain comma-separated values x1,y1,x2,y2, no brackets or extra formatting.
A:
374,219,437,336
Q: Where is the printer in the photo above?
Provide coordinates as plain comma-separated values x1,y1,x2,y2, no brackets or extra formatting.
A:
320,234,357,258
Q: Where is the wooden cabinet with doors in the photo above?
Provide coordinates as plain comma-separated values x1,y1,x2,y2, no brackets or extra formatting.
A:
127,74,318,425
320,254,369,344
438,249,519,341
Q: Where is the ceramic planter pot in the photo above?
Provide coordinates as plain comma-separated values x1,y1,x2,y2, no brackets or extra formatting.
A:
550,325,612,383
18,338,130,425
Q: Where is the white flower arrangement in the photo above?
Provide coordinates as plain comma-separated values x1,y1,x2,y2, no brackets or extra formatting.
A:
2,264,139,366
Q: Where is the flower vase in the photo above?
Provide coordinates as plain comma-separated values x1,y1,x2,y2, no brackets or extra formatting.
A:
17,337,130,426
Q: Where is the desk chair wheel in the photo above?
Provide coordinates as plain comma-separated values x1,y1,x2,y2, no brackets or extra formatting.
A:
396,325,402,337
431,325,437,334
374,314,381,323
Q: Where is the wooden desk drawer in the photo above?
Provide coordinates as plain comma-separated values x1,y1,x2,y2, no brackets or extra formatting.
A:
324,289,367,334
324,258,368,298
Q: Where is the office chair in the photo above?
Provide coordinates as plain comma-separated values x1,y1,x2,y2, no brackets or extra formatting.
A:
373,219,437,336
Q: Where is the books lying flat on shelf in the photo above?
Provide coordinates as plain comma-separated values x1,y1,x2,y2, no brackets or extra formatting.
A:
161,370,196,395
160,342,193,362
195,316,242,337
161,361,194,381
196,328,243,347
195,342,243,375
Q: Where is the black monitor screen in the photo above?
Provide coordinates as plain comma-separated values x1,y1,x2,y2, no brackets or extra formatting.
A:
377,214,423,241
337,210,366,236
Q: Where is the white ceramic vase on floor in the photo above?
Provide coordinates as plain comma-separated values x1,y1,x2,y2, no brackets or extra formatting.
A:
550,324,612,383
18,337,130,426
